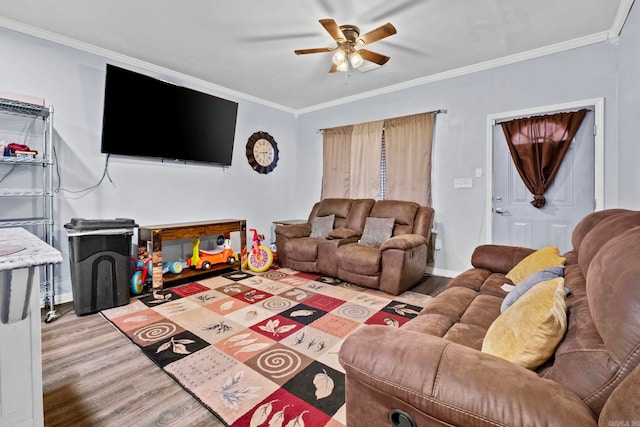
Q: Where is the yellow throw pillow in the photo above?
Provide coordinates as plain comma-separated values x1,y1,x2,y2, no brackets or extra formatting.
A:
505,246,565,284
481,277,567,370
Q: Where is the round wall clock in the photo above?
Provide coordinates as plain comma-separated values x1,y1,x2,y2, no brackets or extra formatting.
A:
246,131,279,174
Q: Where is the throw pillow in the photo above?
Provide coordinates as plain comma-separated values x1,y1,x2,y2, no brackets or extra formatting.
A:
360,217,395,246
501,266,565,312
310,214,335,238
482,277,567,370
505,246,565,284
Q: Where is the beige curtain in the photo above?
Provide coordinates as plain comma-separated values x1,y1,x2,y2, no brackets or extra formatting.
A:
322,126,353,198
385,112,435,205
350,121,384,199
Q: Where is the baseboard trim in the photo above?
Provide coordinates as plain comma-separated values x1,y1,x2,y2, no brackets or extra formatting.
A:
426,266,461,278
40,291,73,308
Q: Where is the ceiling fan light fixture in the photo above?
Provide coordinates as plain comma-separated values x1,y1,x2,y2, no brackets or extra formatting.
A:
332,49,346,65
294,19,396,74
350,51,364,68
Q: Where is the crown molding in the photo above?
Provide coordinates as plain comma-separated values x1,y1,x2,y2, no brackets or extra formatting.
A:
295,31,611,115
0,17,298,115
610,0,636,38
1,0,634,117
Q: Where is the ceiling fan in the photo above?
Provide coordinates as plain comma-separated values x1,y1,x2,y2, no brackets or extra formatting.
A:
294,19,397,73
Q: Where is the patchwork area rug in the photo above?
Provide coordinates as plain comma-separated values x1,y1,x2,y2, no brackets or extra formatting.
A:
101,268,432,426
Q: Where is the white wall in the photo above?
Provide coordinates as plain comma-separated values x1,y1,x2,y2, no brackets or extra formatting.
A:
617,2,640,208
0,27,297,300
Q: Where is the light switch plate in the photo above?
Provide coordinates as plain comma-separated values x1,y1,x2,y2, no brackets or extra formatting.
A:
454,178,473,188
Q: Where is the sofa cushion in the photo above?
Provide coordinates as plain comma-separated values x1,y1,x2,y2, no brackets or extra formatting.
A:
404,286,504,351
505,246,565,284
346,199,376,232
369,200,419,236
285,237,321,262
501,266,565,312
337,244,381,276
537,226,640,416
577,211,640,275
311,198,354,229
598,363,640,425
360,217,394,246
571,208,630,250
482,277,567,369
310,214,335,238
471,245,535,275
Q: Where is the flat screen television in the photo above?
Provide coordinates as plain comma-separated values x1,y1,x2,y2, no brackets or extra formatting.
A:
101,64,238,166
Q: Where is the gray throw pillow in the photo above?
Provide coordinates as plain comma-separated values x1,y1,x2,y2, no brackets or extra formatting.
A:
360,217,395,246
310,214,335,238
500,266,566,312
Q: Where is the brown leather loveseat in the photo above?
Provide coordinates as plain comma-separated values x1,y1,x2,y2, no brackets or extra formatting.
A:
275,198,435,295
275,198,375,274
339,209,640,426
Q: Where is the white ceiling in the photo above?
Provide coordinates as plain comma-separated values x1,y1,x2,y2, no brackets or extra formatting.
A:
0,0,632,112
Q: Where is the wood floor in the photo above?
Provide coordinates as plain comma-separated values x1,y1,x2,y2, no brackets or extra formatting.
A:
41,305,224,426
40,274,450,427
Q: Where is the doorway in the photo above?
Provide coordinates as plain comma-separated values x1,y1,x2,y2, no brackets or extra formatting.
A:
486,98,604,252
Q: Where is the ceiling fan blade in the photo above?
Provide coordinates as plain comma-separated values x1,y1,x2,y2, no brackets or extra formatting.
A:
358,49,391,66
358,22,397,45
294,47,334,55
319,18,346,42
329,63,338,73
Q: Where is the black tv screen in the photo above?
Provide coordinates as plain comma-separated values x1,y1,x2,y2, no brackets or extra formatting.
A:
101,64,238,166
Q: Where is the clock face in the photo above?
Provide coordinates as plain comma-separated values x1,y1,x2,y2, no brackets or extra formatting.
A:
253,138,274,167
246,131,279,174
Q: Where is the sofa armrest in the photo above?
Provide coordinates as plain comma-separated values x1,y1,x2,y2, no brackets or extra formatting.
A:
328,227,361,239
274,223,311,239
380,233,427,251
471,244,536,274
339,326,597,427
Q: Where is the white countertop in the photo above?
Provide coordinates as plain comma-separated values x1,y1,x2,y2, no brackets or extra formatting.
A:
0,227,62,271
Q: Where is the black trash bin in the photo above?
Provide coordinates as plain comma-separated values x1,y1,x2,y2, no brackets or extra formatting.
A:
64,218,138,315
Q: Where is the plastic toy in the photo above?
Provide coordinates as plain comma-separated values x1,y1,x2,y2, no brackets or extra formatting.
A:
131,247,152,295
131,247,189,295
247,228,273,272
163,261,186,274
187,237,236,270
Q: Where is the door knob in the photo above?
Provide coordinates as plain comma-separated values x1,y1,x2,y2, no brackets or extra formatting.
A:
495,208,509,214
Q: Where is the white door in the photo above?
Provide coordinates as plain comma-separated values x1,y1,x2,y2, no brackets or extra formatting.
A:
492,108,595,253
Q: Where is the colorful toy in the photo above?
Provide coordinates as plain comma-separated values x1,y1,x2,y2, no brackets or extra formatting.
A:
163,261,186,274
131,247,189,295
131,247,152,295
187,237,236,270
247,228,273,272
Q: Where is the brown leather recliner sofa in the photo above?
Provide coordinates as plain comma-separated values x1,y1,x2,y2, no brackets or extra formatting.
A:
275,198,435,295
339,208,640,427
275,198,375,274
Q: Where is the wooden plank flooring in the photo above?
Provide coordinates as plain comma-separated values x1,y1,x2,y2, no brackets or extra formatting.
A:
40,274,450,426
41,305,223,427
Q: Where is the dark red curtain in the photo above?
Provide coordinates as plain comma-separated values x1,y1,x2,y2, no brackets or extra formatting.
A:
500,109,587,208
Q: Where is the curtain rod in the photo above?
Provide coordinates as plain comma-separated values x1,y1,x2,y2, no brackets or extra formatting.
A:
317,109,447,134
492,107,593,126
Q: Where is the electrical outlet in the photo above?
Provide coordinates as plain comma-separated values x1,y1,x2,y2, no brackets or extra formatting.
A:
453,178,473,188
